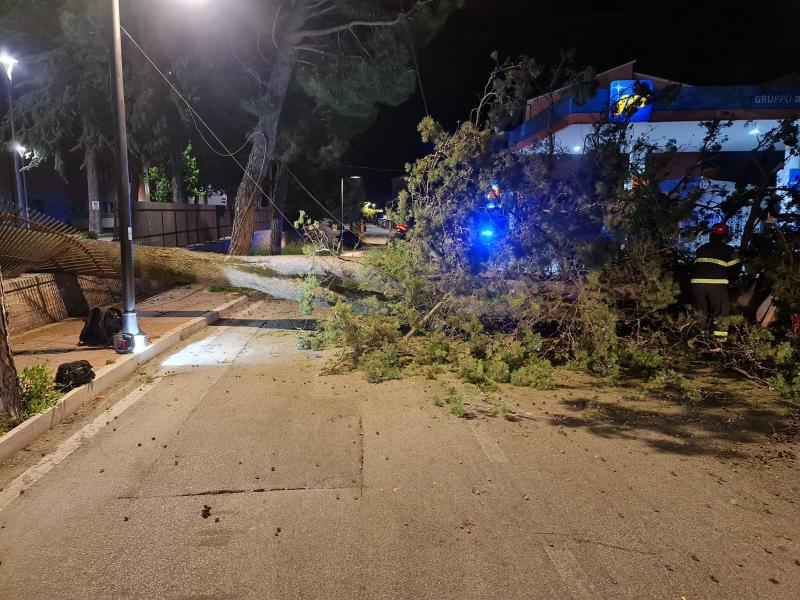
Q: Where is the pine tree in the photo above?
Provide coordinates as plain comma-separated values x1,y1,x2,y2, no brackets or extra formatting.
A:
222,0,464,255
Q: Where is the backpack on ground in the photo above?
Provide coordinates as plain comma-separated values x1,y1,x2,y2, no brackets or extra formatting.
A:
79,307,122,347
55,360,95,391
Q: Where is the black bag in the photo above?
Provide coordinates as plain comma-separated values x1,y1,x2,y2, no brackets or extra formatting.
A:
55,360,96,391
79,307,122,347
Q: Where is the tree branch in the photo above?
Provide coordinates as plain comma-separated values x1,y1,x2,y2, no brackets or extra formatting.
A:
291,0,433,42
309,3,338,19
296,45,332,56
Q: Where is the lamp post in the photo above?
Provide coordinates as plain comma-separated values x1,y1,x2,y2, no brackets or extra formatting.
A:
340,175,361,246
1,52,28,220
109,0,146,354
108,0,205,353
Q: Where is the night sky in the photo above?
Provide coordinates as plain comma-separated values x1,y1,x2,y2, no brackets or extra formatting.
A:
352,0,800,201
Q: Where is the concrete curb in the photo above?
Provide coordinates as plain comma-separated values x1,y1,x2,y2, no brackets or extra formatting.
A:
0,294,252,464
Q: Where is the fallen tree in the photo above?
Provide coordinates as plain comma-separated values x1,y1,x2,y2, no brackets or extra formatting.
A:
0,211,360,304
0,211,366,419
298,55,800,401
81,238,360,302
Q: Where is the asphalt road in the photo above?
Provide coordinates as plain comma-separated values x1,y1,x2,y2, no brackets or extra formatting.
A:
0,299,798,599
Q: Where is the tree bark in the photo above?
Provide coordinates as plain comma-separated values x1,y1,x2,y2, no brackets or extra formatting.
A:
229,129,266,255
130,165,141,206
228,41,300,255
45,236,360,302
270,162,289,255
141,165,151,202
86,147,102,236
170,143,186,204
0,268,24,418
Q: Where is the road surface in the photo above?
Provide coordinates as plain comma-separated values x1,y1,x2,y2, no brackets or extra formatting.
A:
0,298,798,599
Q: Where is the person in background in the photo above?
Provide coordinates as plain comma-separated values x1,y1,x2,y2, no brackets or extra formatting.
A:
690,223,742,340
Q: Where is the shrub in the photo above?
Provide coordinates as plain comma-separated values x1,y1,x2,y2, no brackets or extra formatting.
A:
619,340,665,378
415,332,452,365
510,359,554,389
447,395,467,418
486,359,511,383
459,356,490,385
298,272,321,316
768,368,800,405
359,343,403,383
20,365,62,418
647,370,703,405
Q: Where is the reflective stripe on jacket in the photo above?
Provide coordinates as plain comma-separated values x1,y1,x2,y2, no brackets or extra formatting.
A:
691,241,741,286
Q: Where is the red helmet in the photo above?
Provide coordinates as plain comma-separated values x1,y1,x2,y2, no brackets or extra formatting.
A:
710,223,729,238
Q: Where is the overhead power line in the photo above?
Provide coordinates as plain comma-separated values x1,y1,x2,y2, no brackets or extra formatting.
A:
120,25,365,248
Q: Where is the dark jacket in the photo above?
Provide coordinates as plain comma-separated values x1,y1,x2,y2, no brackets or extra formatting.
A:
691,241,741,285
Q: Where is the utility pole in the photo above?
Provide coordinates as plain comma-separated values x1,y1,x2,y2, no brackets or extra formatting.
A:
110,0,146,353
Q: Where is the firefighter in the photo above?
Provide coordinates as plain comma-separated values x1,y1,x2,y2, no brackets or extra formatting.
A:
690,223,741,340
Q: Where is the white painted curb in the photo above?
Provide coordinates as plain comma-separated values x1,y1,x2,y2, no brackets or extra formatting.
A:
0,294,251,464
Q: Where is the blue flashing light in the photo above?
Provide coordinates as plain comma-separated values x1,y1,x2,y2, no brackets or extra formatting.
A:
485,202,496,209
480,229,495,237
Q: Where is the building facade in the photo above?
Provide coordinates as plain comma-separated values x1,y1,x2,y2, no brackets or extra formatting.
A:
508,61,800,241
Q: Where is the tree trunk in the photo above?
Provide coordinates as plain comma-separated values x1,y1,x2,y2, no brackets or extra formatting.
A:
63,236,358,302
228,131,266,255
170,143,186,204
270,162,289,255
86,147,102,236
130,165,141,206
141,165,151,202
228,42,299,255
0,268,24,418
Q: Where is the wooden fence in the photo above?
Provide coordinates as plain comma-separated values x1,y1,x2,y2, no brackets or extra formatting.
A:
132,202,270,248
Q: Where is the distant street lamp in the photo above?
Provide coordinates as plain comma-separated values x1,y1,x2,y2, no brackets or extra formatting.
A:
1,51,28,220
340,175,361,245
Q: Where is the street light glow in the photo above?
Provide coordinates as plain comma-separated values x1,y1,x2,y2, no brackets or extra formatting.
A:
13,143,26,157
350,175,362,180
0,51,18,80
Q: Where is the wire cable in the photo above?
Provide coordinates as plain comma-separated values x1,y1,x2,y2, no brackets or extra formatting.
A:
400,0,430,117
121,26,300,233
121,25,365,245
188,110,258,158
287,167,365,234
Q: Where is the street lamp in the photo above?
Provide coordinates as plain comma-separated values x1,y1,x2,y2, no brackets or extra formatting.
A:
109,0,146,354
108,0,205,353
1,51,28,220
340,175,361,246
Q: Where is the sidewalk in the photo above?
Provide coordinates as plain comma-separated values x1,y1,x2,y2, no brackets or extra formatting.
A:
11,284,246,374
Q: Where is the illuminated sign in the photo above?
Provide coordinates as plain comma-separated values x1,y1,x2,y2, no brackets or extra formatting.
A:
610,79,653,123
